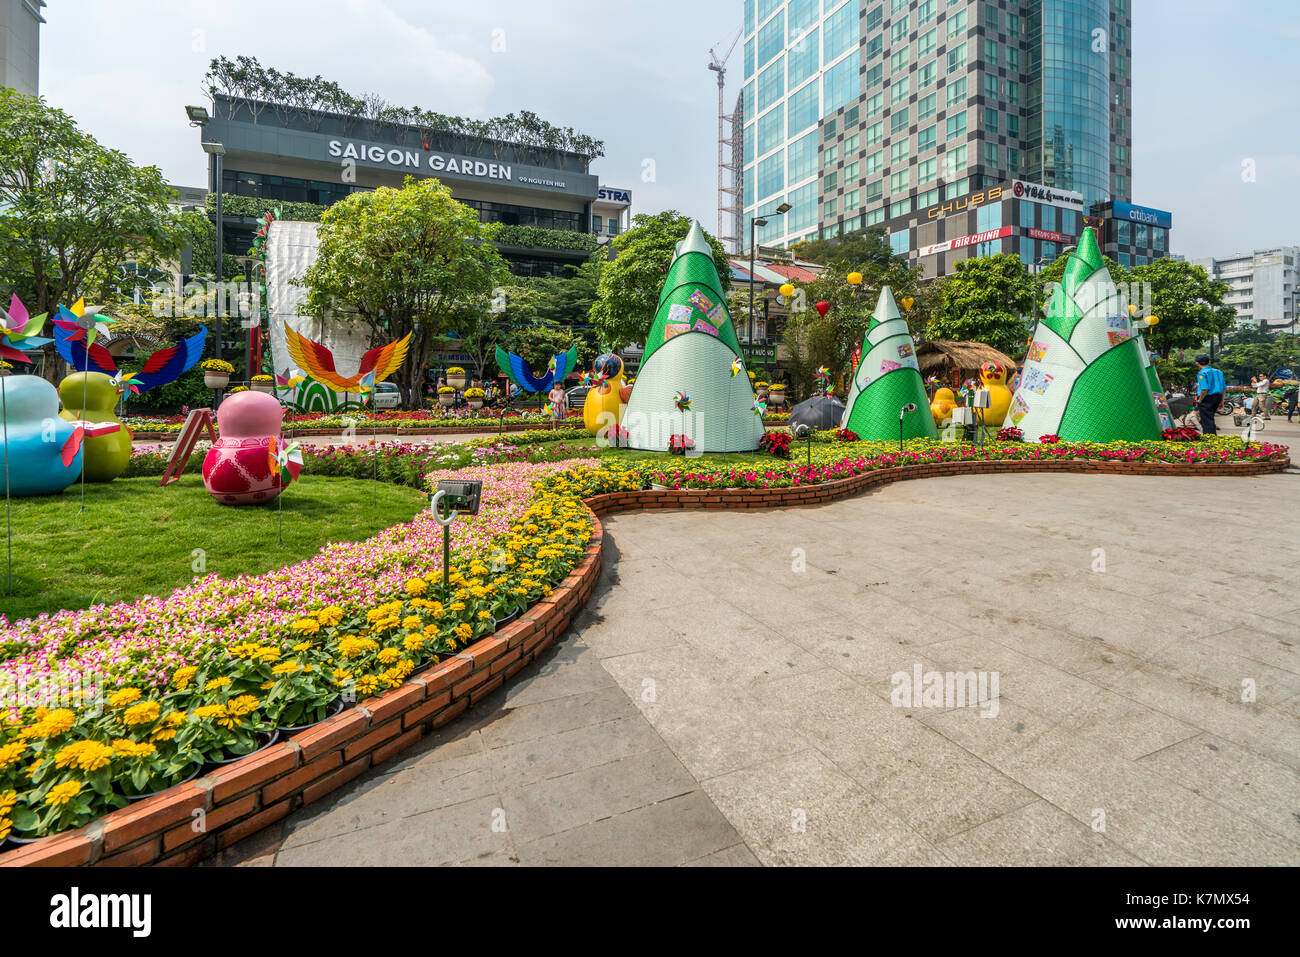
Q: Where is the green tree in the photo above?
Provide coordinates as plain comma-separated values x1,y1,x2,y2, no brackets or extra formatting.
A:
1218,334,1299,386
1130,258,1235,358
925,253,1036,357
588,211,730,349
782,260,923,398
0,89,189,378
297,176,508,405
791,225,897,269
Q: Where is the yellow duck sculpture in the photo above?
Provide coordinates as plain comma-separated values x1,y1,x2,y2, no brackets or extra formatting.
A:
978,361,1013,427
583,353,631,437
930,387,957,427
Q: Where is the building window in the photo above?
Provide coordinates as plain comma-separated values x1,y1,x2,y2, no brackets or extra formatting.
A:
825,2,857,60
865,150,883,175
947,42,967,73
984,38,998,66
865,33,883,59
891,108,909,134
890,169,910,193
918,92,937,120
1117,221,1130,244
1006,147,1019,173
757,105,784,154
1006,114,1019,137
789,26,820,87
946,144,968,172
865,92,884,118
918,0,936,26
976,202,1001,231
757,57,784,112
984,74,999,99
865,207,884,226
1006,47,1019,71
984,107,998,133
891,16,910,44
865,63,884,89
890,228,909,255
845,189,860,212
844,133,860,154
823,171,838,191
823,50,860,113
788,81,818,136
845,160,860,182
943,176,969,199
593,215,603,233
984,142,998,167
788,130,818,182
918,157,937,184
865,3,883,30
788,0,818,38
890,140,909,165
824,198,838,218
946,76,967,107
1007,12,1020,36
1006,80,1019,104
865,121,883,146
823,143,839,166
757,11,785,65
918,27,937,59
891,77,910,104
945,110,967,139
918,125,936,151
757,151,784,199
946,9,967,38
917,187,938,208
865,181,883,203
891,47,910,75
1153,228,1167,252
918,61,937,88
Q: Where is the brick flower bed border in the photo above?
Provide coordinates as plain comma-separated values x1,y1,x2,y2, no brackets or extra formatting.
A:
0,452,1287,867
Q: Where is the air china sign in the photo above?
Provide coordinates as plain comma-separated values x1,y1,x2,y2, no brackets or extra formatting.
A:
327,139,546,185
918,226,1012,258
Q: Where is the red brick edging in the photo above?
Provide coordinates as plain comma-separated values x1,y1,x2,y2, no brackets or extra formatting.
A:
0,452,1286,866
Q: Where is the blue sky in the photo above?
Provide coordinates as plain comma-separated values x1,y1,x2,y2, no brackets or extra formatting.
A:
38,0,1300,260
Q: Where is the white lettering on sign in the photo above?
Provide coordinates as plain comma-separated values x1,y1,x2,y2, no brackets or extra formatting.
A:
918,225,1013,257
327,140,513,181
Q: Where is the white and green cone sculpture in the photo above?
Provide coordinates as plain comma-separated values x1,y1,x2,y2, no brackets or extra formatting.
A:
623,221,764,452
1004,227,1163,442
841,286,937,441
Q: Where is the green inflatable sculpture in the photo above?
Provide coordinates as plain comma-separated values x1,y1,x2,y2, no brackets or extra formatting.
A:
841,286,936,441
58,372,132,482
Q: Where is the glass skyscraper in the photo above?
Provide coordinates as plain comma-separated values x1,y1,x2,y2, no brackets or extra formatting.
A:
738,0,1134,273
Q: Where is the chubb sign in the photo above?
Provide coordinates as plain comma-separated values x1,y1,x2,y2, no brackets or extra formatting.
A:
327,139,514,181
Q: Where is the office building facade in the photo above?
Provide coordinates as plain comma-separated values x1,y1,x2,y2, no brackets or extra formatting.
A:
739,0,1134,275
0,0,43,95
1190,248,1299,332
197,94,613,278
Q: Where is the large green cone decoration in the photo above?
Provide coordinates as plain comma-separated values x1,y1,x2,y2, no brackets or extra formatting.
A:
1005,227,1163,442
841,287,937,441
624,221,763,452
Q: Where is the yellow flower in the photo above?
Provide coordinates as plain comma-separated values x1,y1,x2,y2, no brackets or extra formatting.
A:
291,618,321,635
428,602,444,619
123,701,161,727
449,601,466,612
192,705,226,720
377,648,400,664
205,677,232,691
331,668,353,685
172,666,198,690
226,695,260,717
404,577,427,596
455,623,473,641
0,742,26,767
338,636,379,658
403,634,425,652
316,606,345,627
45,781,82,807
261,681,275,690
355,675,380,696
272,662,301,676
292,641,313,652
402,615,422,630
111,740,157,759
108,688,141,708
0,788,16,813
53,740,115,772
477,611,492,621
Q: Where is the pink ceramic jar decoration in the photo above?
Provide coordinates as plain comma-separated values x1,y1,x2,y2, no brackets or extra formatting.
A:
202,391,287,505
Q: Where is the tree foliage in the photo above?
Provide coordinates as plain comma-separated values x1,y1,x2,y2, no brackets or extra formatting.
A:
1130,258,1235,358
925,253,1036,357
791,225,897,269
1217,334,1299,386
587,211,731,350
297,176,508,405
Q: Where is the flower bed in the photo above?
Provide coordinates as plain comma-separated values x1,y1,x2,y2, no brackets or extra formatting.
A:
0,459,596,843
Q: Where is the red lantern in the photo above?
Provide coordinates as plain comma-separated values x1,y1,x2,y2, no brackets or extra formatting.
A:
815,301,830,317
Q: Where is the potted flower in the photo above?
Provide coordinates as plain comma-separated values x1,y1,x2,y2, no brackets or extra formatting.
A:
754,380,769,399
768,383,787,407
445,366,467,390
438,385,457,408
464,387,485,409
250,374,275,394
201,358,234,390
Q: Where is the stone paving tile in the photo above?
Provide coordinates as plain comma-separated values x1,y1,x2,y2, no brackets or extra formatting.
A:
483,714,665,789
935,800,1145,866
512,791,740,866
500,747,698,845
475,685,640,750
680,842,762,866
501,637,618,708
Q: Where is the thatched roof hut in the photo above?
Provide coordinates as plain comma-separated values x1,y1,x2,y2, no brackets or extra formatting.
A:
916,340,1018,388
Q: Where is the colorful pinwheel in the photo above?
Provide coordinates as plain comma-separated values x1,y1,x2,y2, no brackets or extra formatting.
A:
276,367,305,389
674,391,692,412
0,294,51,364
52,298,115,346
110,369,144,398
267,436,303,482
731,357,743,377
753,397,767,417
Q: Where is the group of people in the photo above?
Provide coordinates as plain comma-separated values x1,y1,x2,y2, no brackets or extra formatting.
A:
1192,357,1298,433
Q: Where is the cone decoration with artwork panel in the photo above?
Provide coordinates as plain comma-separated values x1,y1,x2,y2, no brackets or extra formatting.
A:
840,287,936,440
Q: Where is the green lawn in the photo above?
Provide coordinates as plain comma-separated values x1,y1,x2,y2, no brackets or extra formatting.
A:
0,477,428,623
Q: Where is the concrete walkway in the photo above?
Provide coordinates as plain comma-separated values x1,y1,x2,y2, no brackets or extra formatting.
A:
210,472,1300,866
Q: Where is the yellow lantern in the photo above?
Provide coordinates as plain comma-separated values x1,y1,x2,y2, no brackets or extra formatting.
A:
1147,315,1159,326
778,283,795,298
846,272,863,286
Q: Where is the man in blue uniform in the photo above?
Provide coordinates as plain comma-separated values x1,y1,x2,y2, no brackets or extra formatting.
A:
1194,354,1225,435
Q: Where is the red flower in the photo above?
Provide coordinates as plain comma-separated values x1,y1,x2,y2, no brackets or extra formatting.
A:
1038,434,1061,444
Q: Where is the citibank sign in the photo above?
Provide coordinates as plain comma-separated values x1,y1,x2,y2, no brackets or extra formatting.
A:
327,139,515,182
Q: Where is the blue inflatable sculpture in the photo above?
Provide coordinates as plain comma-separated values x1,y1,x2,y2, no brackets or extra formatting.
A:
0,375,82,496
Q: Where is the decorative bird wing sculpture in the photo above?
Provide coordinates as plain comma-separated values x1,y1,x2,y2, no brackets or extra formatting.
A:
284,322,411,393
494,344,579,393
0,294,52,364
60,420,122,467
55,322,206,392
133,328,207,392
53,321,119,374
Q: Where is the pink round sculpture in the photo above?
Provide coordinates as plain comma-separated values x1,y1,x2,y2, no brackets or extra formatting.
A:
202,391,287,505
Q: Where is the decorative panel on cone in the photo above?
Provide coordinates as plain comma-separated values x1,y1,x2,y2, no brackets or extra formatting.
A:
841,287,936,441
623,221,763,452
1005,227,1162,442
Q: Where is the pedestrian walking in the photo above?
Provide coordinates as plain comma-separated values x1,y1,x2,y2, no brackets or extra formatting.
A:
1285,384,1298,422
1194,354,1225,435
1253,374,1272,419
548,382,567,430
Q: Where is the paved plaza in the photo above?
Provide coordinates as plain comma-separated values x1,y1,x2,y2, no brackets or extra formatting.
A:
211,471,1299,867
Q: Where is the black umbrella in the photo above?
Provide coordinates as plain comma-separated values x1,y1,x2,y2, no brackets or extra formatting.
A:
788,394,846,432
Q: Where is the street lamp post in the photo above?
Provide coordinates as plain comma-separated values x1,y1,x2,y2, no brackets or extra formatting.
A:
201,141,227,363
747,202,792,366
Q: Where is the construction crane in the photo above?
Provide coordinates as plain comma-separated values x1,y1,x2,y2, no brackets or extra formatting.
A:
708,28,743,253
